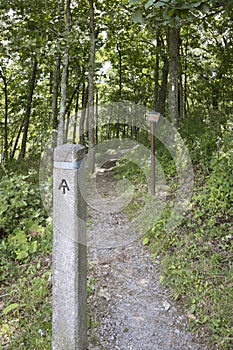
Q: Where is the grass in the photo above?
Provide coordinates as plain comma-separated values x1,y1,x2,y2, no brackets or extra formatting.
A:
0,226,98,349
0,253,52,349
115,153,233,350
1,118,232,349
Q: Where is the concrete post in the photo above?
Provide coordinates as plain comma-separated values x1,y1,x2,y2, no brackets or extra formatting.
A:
52,144,86,350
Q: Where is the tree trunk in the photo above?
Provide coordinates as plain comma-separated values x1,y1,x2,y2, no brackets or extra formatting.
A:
52,55,61,148
11,121,24,160
168,27,180,125
154,34,160,111
80,82,88,144
154,35,169,117
88,0,96,172
183,33,189,117
179,71,184,122
65,76,83,115
158,57,169,116
65,111,70,142
117,43,122,100
0,69,8,162
57,0,71,146
95,90,99,144
73,90,79,143
19,57,37,159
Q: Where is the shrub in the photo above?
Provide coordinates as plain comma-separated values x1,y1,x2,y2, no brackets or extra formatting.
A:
0,169,49,260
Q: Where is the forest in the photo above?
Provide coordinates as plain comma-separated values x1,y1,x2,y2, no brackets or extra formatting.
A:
0,0,232,349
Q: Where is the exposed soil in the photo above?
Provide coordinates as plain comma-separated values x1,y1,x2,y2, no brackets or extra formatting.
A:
87,162,209,350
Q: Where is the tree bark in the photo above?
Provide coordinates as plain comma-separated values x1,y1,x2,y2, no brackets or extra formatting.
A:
88,0,96,172
11,120,24,160
65,77,83,114
52,55,61,147
0,69,8,162
168,27,180,125
153,35,169,117
80,82,88,144
19,57,37,159
72,90,79,143
154,34,160,111
57,0,71,146
65,111,70,142
95,90,99,144
117,43,122,100
158,57,169,116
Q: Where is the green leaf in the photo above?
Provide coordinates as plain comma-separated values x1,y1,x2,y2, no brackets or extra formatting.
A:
145,0,155,9
142,236,150,245
3,303,20,315
29,241,38,254
198,2,210,14
190,304,196,314
129,0,144,4
16,250,29,260
132,9,145,24
192,1,204,8
152,0,168,8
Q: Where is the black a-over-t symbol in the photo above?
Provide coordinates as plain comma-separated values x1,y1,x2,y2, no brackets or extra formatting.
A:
58,179,70,194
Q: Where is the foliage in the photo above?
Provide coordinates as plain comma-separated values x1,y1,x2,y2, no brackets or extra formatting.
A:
0,253,52,349
0,247,96,349
179,110,230,166
0,1,233,348
0,167,50,260
130,0,232,27
143,117,233,349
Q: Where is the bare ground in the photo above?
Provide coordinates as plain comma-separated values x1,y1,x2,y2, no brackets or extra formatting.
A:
87,163,210,350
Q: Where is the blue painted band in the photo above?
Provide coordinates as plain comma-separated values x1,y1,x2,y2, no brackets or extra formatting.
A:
54,160,83,170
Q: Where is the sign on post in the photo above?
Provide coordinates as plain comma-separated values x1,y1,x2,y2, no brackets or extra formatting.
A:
146,112,161,196
52,144,86,350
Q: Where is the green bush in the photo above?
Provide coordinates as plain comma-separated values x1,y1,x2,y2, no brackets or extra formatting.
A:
0,169,49,260
145,119,233,349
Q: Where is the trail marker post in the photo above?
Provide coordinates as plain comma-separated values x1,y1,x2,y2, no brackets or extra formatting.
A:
52,144,87,350
146,112,160,196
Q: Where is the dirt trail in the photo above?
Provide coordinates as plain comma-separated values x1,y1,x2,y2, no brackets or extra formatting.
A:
87,164,209,350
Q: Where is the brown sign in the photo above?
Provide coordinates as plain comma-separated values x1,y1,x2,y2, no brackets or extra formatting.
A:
146,112,160,123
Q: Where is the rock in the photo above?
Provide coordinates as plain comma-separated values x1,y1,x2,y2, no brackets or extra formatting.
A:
163,300,171,311
97,287,111,301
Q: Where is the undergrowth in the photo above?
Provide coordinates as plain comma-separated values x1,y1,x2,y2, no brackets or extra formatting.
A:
117,116,233,349
0,254,52,349
0,162,53,349
0,161,95,348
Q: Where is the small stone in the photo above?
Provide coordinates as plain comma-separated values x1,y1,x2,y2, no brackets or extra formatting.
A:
163,300,171,311
97,287,111,300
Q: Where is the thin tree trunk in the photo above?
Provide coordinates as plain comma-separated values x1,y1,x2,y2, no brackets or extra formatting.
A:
65,77,83,114
11,121,24,160
57,0,71,146
80,82,88,144
19,57,37,159
158,57,169,116
154,34,160,111
95,90,99,144
52,55,61,147
117,43,122,100
154,35,169,117
183,32,189,118
0,69,8,162
65,111,70,142
179,72,184,122
88,0,95,172
168,27,180,125
73,90,79,143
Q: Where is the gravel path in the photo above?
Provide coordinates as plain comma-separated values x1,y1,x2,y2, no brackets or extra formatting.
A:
87,165,209,350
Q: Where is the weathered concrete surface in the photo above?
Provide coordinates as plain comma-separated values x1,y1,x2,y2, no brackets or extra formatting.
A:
53,144,87,350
